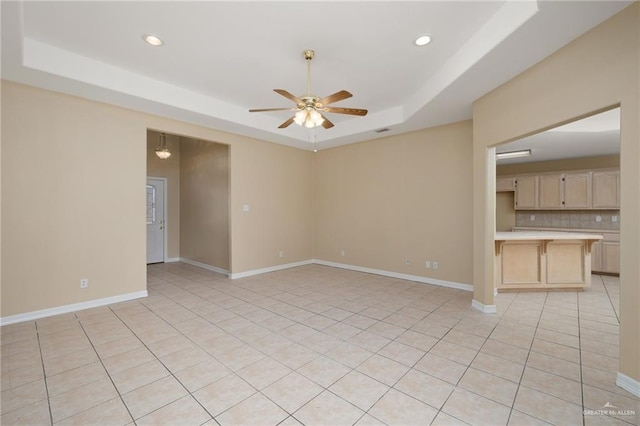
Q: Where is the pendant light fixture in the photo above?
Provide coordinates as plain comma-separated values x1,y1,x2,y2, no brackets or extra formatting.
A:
155,133,171,159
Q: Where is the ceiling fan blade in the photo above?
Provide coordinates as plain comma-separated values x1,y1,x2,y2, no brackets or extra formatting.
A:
324,107,368,116
317,90,352,106
249,107,293,112
321,115,334,129
278,116,295,128
274,89,303,105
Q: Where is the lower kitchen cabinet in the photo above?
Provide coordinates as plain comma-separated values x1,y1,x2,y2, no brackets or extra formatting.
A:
591,234,620,275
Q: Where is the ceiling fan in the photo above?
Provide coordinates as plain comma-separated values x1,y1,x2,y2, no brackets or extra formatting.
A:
249,49,368,129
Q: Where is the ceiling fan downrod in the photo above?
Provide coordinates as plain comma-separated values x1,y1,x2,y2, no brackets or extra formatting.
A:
303,49,315,98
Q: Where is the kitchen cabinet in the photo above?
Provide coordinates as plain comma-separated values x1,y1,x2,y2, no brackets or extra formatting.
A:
513,227,619,275
592,170,620,209
591,232,620,274
531,172,591,209
495,231,602,291
496,177,515,192
511,169,616,210
514,176,538,209
563,172,591,208
538,174,564,209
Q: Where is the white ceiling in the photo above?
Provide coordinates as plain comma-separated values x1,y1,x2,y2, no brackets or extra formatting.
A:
496,108,621,165
0,1,632,155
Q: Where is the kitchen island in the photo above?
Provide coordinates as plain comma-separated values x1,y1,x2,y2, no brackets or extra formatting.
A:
495,231,603,292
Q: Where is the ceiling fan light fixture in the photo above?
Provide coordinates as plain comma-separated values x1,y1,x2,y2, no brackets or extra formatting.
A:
414,34,432,46
294,108,324,128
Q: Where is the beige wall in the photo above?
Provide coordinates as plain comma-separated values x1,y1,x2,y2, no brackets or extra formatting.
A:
231,139,313,273
314,121,473,285
1,82,147,316
473,3,639,384
180,138,229,270
147,131,181,259
1,80,314,318
496,192,515,232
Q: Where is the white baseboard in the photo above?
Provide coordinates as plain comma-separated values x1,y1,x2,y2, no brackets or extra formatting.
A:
616,372,640,397
165,257,181,263
472,299,497,314
0,290,148,326
312,259,473,292
230,260,314,279
180,258,229,276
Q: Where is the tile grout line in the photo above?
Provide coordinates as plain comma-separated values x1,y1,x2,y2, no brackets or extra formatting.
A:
505,291,548,426
577,285,586,426
34,321,55,426
73,310,142,424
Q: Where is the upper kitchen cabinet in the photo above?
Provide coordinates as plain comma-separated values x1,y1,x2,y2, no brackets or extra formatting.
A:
563,172,592,209
592,170,620,209
511,169,616,210
538,172,591,209
538,173,564,209
514,175,538,209
496,177,515,192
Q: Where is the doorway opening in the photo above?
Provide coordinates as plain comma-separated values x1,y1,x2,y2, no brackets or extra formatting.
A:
494,108,621,277
146,130,230,274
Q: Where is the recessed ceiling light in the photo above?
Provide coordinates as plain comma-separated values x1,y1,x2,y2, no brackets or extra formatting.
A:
143,34,164,47
414,35,432,46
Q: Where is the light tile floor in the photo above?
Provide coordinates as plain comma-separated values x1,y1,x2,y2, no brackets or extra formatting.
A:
1,263,638,425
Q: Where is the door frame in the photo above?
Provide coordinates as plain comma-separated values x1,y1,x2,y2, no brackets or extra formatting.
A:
147,176,168,263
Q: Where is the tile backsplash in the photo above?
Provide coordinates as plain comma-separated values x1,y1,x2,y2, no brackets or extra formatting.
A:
516,210,620,230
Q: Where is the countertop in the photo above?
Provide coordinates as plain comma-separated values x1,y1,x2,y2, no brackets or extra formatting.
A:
495,231,603,241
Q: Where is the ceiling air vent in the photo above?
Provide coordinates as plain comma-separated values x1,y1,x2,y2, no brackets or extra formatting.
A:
374,128,390,134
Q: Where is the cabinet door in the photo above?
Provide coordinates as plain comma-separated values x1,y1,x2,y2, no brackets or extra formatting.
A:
538,174,564,209
496,177,515,192
564,172,591,209
515,176,538,209
602,242,620,274
592,170,620,208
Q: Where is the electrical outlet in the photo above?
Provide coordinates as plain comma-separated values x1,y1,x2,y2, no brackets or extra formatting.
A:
530,215,535,221
405,259,411,265
80,279,88,289
612,215,618,223
340,250,346,257
279,250,284,258
432,262,439,270
242,204,250,212
596,215,602,222
425,260,431,268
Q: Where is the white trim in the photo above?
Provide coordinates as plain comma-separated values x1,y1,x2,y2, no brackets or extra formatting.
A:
312,259,473,292
165,257,181,263
472,299,497,314
0,290,148,326
147,176,168,263
230,260,313,279
616,372,640,397
180,258,229,276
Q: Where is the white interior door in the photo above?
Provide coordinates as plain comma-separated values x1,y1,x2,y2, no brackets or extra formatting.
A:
146,178,165,264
